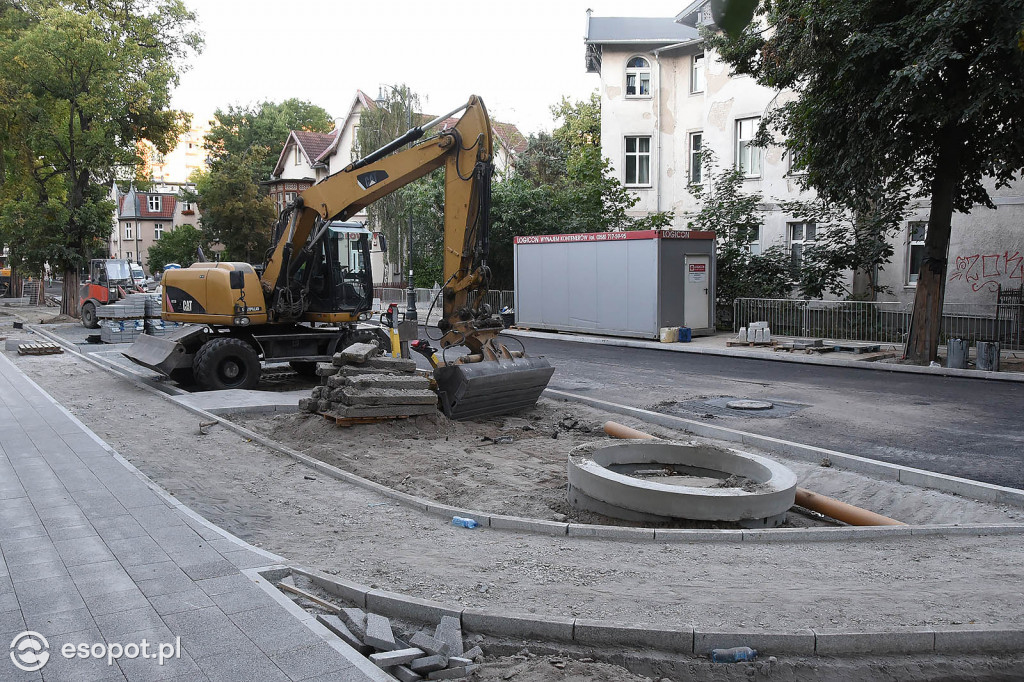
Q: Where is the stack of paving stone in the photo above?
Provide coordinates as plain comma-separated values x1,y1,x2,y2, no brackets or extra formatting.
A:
298,342,438,423
98,293,173,343
317,609,482,681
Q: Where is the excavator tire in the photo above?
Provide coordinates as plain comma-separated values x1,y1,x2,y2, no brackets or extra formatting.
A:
193,337,261,391
81,301,100,329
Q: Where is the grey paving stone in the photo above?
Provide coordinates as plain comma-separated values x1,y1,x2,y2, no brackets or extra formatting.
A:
366,613,397,651
69,561,138,598
178,559,238,581
136,571,197,599
8,559,70,585
208,586,280,615
0,588,22,612
90,515,148,541
28,606,97,638
3,538,62,567
16,574,87,617
0,607,26,636
116,642,199,682
39,628,125,682
106,536,172,567
194,573,256,597
269,641,354,682
228,605,320,655
94,605,166,639
0,523,48,541
46,524,99,542
174,618,251,661
72,491,129,520
148,588,216,616
54,536,115,567
434,615,464,656
220,549,272,570
198,641,290,682
38,504,90,530
82,587,152,617
0,504,42,529
124,561,186,583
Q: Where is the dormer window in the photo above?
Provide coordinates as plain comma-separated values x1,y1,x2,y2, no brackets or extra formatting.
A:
147,195,161,212
625,57,651,97
294,145,301,165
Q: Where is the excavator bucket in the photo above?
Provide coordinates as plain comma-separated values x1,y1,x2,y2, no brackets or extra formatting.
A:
434,356,555,420
122,325,204,376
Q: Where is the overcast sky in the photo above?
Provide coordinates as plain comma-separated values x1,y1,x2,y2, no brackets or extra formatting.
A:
173,0,685,136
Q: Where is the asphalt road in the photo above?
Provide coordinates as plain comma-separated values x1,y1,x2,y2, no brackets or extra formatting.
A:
518,335,1024,490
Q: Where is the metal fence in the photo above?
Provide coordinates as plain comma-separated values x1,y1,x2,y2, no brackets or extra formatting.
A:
733,298,1024,350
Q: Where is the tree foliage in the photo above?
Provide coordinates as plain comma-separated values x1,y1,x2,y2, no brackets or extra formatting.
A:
687,153,791,326
193,149,276,263
0,0,201,314
205,98,333,183
146,224,203,271
354,85,420,282
706,0,1024,362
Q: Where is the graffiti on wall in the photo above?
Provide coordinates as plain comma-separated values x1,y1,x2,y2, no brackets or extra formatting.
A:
948,251,1023,292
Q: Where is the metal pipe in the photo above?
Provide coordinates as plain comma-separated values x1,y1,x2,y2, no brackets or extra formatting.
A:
602,421,905,526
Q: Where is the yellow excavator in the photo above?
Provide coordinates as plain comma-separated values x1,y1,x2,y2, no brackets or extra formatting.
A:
124,95,553,420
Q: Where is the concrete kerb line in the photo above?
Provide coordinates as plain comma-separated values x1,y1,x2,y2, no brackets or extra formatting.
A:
19,323,1024,542
505,328,1024,384
278,563,1024,657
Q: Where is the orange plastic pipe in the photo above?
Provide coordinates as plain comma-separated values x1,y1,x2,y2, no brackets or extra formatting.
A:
602,421,905,527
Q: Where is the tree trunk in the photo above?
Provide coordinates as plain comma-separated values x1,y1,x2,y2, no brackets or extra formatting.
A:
905,131,964,364
62,266,79,318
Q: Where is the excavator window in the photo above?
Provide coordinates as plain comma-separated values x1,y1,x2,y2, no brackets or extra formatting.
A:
304,227,372,314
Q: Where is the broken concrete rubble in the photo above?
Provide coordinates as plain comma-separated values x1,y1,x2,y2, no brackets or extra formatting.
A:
299,341,438,423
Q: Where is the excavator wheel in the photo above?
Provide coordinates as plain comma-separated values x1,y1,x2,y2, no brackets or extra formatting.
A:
193,337,261,391
81,301,100,329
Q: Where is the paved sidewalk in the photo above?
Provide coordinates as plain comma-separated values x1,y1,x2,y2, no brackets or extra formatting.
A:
0,353,377,681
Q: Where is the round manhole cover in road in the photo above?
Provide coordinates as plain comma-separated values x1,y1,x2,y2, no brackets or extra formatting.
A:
726,399,774,411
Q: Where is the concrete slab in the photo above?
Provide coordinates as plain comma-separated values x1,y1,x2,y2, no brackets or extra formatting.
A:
169,388,307,415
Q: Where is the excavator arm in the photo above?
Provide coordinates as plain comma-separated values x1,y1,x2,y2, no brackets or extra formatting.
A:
261,95,495,342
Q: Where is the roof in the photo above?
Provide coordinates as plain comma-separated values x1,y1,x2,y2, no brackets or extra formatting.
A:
118,190,176,220
431,116,528,156
585,16,699,44
271,128,339,178
676,0,711,28
317,90,378,163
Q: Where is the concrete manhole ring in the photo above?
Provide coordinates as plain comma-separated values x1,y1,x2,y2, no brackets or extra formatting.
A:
726,399,774,410
567,440,797,526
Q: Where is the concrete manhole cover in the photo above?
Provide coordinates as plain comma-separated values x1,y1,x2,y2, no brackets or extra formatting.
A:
726,399,774,410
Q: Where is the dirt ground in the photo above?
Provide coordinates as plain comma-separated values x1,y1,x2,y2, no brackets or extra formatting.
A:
5,320,1024,679
234,405,1021,529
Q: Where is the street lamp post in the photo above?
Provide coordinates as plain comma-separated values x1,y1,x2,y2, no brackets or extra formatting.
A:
376,85,417,323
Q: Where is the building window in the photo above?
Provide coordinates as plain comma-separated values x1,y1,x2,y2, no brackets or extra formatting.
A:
147,195,161,212
738,225,762,255
624,136,651,186
736,118,762,177
789,221,816,269
125,223,133,240
294,145,302,165
154,223,164,240
691,53,705,93
788,147,806,175
907,222,927,284
625,57,651,97
285,191,297,205
688,132,703,184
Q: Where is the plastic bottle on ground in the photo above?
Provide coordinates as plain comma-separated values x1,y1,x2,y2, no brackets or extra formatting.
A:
452,516,480,529
710,646,758,663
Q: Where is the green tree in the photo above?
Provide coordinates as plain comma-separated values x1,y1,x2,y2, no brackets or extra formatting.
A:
687,153,791,327
0,0,201,315
193,149,276,263
355,85,420,283
146,224,203,271
205,98,334,183
708,0,1024,363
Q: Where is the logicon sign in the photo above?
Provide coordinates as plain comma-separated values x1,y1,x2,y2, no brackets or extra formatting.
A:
10,631,50,672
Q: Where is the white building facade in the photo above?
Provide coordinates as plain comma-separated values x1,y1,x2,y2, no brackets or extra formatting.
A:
586,4,1024,306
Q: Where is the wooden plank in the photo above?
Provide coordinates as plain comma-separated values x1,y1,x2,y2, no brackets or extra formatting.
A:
277,582,341,612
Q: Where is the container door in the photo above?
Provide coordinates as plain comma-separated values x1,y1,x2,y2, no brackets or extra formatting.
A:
684,255,710,329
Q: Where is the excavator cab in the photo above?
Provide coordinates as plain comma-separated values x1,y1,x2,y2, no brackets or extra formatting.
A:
304,222,374,315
